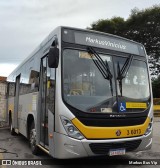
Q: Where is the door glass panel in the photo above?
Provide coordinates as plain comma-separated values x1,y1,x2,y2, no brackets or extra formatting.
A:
14,75,20,128
40,56,55,147
40,57,48,145
48,68,55,114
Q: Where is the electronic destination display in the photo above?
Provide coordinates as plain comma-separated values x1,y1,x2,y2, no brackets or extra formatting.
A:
62,28,145,56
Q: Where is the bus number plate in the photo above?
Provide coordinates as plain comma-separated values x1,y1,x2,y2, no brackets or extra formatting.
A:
127,129,141,136
109,148,125,156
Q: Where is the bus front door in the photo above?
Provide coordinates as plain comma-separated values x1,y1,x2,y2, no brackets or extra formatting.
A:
39,56,55,150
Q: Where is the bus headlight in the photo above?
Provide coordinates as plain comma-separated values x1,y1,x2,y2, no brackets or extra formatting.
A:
60,116,84,140
145,118,153,136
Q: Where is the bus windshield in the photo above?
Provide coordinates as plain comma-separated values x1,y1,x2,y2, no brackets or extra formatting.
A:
62,49,150,113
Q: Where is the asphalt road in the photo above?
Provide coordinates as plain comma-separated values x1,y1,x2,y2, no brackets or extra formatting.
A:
0,118,160,168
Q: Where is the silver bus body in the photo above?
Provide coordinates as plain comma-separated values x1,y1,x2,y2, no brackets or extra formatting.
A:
7,27,153,158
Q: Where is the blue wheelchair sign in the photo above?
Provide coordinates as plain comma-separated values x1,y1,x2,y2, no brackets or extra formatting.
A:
118,102,126,112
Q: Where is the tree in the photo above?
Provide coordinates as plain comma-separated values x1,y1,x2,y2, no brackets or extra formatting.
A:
90,17,126,36
89,5,160,80
125,6,160,79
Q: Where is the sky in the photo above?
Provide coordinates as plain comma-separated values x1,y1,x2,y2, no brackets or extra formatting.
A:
0,0,160,76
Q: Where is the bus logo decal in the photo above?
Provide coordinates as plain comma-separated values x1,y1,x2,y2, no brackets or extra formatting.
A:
116,130,121,136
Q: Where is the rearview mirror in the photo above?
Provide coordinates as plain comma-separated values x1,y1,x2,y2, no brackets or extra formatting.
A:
48,47,59,68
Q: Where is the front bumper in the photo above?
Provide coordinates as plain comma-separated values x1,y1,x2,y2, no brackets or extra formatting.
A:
54,131,152,159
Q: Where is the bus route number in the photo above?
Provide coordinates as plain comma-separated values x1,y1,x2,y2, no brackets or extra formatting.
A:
127,129,141,136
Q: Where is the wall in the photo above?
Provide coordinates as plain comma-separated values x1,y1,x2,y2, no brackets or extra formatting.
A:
0,79,7,127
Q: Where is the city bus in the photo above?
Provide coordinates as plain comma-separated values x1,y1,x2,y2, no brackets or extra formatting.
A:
7,26,153,158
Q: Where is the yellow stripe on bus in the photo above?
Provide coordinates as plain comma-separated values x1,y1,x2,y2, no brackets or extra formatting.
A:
9,104,14,111
72,117,150,139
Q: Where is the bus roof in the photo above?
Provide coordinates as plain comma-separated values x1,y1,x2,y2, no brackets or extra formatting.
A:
7,26,146,80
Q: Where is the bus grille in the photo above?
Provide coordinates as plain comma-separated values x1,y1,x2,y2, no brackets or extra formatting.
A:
89,140,142,154
79,117,147,127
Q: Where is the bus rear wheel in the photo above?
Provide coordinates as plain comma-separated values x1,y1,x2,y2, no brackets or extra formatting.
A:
29,122,39,155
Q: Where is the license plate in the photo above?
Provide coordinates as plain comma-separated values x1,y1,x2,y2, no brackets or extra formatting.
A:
109,148,126,156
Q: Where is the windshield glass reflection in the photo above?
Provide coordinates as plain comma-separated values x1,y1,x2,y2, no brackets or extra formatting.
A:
63,49,115,113
62,49,150,113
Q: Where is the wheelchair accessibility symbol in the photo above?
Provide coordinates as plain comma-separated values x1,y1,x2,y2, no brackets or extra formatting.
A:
118,102,126,112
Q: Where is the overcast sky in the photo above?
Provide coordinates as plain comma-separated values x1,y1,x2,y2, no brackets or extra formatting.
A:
0,0,160,76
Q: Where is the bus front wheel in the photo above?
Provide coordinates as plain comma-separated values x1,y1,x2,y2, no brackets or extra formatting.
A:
29,122,39,155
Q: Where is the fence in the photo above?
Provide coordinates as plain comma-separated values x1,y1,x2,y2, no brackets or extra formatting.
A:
153,106,160,117
153,98,160,117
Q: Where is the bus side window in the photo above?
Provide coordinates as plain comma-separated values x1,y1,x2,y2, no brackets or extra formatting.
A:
29,70,39,92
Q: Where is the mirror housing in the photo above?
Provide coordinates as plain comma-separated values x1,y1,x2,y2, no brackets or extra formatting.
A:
48,47,59,68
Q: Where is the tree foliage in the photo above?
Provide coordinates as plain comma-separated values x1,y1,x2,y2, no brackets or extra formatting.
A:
89,5,160,80
90,17,126,35
126,6,160,78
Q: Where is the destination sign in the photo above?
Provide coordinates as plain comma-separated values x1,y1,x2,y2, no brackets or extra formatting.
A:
62,29,146,56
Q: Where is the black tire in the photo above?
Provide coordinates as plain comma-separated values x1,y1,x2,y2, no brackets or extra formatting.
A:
29,122,39,155
9,117,16,135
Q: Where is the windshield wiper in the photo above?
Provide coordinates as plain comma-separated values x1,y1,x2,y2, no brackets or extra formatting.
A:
117,55,134,96
87,46,113,96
